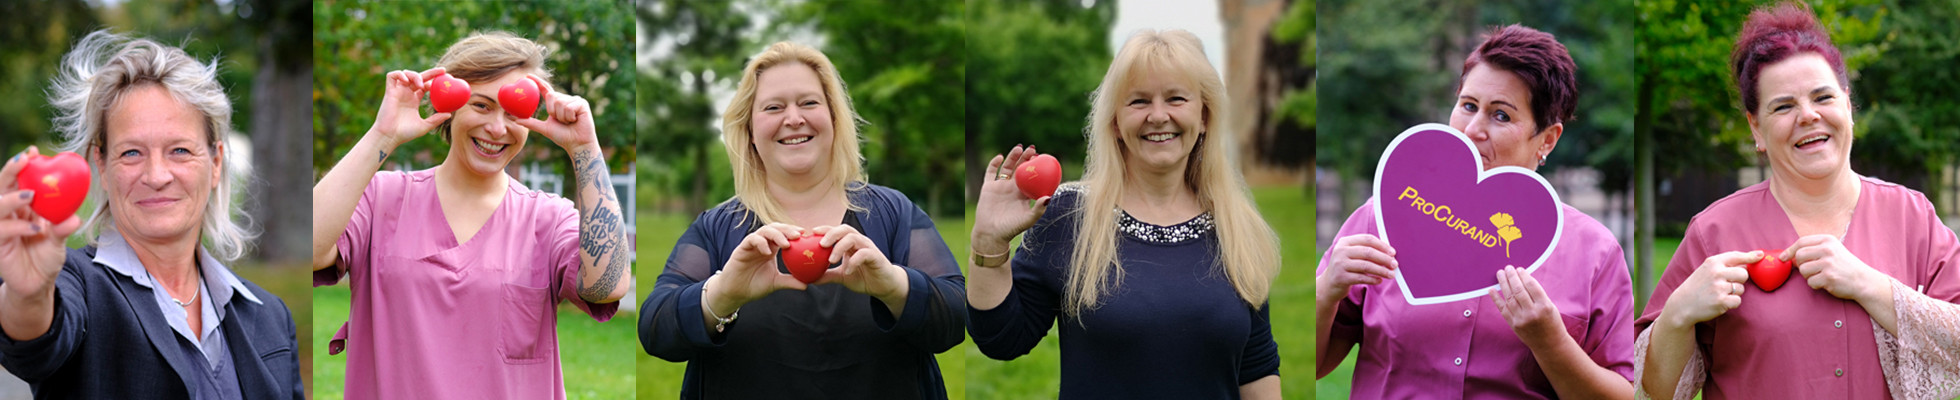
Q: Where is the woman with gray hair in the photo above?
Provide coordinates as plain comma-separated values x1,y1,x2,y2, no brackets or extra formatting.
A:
0,30,302,399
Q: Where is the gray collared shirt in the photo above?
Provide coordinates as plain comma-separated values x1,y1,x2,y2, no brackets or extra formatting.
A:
94,231,260,400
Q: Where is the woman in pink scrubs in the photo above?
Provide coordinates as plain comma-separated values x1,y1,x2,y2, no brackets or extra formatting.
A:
310,32,631,399
1316,25,1638,399
1636,3,1960,398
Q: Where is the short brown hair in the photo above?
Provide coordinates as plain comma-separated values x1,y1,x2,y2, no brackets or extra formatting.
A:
1459,24,1578,133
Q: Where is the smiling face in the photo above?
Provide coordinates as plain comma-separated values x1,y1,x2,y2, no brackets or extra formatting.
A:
1748,53,1853,182
1113,65,1206,174
444,70,535,177
98,85,220,244
1450,64,1560,171
748,63,835,178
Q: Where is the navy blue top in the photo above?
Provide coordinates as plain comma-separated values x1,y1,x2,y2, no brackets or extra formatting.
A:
640,184,966,399
0,246,303,400
969,187,1280,399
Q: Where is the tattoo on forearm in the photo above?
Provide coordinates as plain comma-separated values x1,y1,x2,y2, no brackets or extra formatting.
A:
379,150,388,164
574,148,627,302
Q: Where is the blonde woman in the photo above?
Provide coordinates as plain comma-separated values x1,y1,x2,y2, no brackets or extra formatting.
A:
968,29,1283,399
638,42,966,399
310,32,630,399
0,30,300,399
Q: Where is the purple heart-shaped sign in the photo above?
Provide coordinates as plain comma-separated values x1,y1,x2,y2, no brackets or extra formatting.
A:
1373,124,1563,305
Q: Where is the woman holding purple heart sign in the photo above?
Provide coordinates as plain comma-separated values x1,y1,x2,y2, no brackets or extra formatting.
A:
1316,25,1639,399
1636,3,1960,399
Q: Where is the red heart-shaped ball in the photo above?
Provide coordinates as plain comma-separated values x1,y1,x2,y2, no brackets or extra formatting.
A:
427,75,471,114
16,152,91,223
782,235,832,284
1747,249,1794,292
1015,154,1061,199
497,78,542,119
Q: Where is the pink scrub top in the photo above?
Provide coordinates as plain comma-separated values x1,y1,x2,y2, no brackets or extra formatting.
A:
1637,177,1960,399
318,169,618,400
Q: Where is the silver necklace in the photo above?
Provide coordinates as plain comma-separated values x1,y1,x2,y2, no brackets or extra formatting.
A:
146,269,201,307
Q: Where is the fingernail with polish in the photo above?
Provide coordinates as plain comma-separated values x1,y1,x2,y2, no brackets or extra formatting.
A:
19,191,31,200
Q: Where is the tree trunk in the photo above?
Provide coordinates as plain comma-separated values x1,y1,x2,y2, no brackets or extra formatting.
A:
1634,70,1657,311
248,17,313,264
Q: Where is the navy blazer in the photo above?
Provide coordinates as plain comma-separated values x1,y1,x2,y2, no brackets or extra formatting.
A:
0,246,304,399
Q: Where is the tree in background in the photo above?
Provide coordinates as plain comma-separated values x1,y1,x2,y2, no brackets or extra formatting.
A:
965,0,1115,204
636,0,753,214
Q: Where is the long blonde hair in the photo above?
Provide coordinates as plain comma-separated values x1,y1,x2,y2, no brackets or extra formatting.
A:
720,42,867,224
47,30,257,262
1064,29,1280,315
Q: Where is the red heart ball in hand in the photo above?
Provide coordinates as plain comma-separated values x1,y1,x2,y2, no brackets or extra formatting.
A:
427,75,471,114
1015,154,1062,199
16,152,91,223
782,235,832,284
1747,249,1794,292
497,78,542,119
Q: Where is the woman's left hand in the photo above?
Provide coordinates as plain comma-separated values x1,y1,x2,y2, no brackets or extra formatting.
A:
1491,265,1569,349
1788,234,1891,304
510,75,599,150
811,224,910,307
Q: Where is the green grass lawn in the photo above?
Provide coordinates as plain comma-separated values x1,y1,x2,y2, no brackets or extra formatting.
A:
965,186,1319,398
635,211,970,400
310,280,637,399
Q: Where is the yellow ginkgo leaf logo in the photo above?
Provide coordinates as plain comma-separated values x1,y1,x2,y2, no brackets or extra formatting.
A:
1490,213,1524,258
802,249,815,261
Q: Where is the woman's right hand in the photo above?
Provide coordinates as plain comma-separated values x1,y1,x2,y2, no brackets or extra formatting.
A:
970,145,1051,256
0,148,82,299
1316,234,1398,303
1659,251,1757,328
367,68,454,149
704,223,811,313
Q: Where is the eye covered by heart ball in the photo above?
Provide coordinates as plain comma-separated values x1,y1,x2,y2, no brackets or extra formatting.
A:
781,235,834,284
497,78,544,119
426,74,471,114
1748,249,1794,292
1015,154,1061,199
16,152,91,223
1372,123,1565,305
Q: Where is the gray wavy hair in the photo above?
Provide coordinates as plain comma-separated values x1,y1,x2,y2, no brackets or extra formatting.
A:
46,30,256,262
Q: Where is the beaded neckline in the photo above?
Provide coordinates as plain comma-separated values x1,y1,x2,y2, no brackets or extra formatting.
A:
1117,210,1215,244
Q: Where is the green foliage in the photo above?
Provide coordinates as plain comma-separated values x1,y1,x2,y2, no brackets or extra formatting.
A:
312,0,637,176
965,0,1115,201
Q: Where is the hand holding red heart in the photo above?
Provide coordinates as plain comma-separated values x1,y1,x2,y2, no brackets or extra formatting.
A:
1786,234,1891,304
506,76,599,151
1490,265,1568,350
1660,251,1755,328
0,147,86,300
971,145,1055,258
705,223,812,313
807,224,907,304
371,68,455,148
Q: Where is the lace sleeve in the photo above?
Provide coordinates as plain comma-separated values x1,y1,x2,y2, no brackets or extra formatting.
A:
1877,279,1960,399
1632,326,1705,400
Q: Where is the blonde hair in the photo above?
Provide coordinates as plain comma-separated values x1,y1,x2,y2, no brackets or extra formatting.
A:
1064,29,1280,315
47,30,256,261
433,31,553,142
720,42,867,225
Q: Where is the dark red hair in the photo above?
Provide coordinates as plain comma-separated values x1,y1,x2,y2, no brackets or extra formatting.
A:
1459,24,1577,133
1731,1,1848,114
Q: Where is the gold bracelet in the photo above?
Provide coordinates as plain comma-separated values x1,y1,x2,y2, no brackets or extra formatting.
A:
971,247,1010,268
